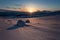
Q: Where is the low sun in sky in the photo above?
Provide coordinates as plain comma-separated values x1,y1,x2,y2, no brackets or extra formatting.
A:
27,8,37,13
28,9,33,13
22,7,38,13
20,3,39,13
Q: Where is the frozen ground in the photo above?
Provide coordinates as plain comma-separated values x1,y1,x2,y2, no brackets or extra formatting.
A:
0,15,60,40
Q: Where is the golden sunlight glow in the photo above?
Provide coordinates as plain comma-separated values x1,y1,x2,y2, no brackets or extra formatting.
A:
20,4,40,13
26,7,38,13
28,9,34,13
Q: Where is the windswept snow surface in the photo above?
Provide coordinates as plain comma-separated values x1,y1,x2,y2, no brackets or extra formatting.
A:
0,15,60,40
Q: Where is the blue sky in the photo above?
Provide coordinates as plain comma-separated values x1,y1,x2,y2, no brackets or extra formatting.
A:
0,0,60,11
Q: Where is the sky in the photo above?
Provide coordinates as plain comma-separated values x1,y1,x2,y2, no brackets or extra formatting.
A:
0,0,60,11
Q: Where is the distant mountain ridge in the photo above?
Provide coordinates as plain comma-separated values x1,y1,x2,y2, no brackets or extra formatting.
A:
0,9,60,18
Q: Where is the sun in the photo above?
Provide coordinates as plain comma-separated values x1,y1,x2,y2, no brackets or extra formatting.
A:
26,8,37,13
28,9,34,13
21,6,38,13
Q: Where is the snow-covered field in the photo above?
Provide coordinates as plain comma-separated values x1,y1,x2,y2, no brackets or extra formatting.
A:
0,15,60,40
